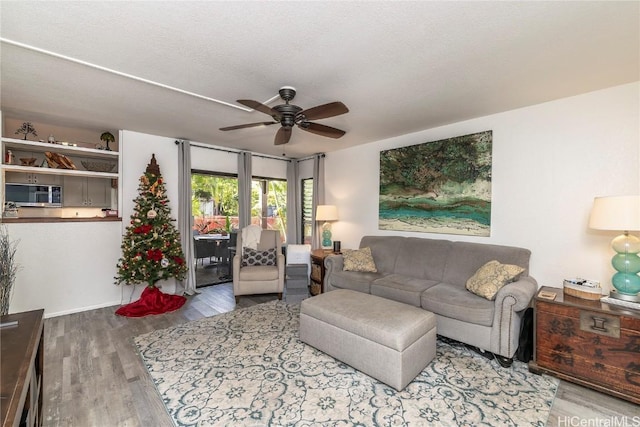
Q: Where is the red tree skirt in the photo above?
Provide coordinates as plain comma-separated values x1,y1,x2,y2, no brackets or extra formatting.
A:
115,286,187,317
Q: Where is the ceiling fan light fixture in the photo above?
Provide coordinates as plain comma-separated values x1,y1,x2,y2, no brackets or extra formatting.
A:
220,86,348,146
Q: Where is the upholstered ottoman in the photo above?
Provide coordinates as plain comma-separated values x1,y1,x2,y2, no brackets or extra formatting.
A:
299,289,437,391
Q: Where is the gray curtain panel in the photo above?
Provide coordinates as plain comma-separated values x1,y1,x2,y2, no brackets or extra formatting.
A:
177,139,198,295
286,159,300,244
238,151,252,229
311,154,325,250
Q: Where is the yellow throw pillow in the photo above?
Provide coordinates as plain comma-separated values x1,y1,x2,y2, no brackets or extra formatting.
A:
466,260,525,300
343,247,378,273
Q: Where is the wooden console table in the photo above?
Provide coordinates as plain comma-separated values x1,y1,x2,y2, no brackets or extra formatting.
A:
1,309,44,427
529,287,640,404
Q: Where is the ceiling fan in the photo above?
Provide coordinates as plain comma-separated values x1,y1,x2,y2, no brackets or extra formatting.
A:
219,86,349,145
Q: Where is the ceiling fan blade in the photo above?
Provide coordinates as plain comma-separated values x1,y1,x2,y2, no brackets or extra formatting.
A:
275,127,292,145
219,122,277,131
298,102,349,120
237,99,278,117
298,122,346,139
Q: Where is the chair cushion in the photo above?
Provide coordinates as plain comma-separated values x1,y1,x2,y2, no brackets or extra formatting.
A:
465,260,524,300
343,247,377,272
238,264,280,281
242,247,276,266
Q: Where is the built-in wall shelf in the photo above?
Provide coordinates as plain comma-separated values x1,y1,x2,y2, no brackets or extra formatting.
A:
1,164,118,179
2,137,118,160
2,137,119,179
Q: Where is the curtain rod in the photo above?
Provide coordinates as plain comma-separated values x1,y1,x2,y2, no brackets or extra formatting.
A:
177,140,292,162
178,140,325,162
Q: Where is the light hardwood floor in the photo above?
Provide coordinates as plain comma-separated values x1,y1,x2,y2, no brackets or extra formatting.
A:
42,283,638,426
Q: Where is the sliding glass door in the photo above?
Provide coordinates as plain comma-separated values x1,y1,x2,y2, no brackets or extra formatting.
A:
192,172,288,237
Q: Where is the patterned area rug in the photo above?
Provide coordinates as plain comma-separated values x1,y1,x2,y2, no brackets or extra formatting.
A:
135,301,558,426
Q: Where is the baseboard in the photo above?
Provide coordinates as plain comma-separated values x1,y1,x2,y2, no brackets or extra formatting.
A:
45,300,121,318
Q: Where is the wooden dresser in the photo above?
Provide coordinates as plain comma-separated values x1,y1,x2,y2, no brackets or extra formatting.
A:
529,287,640,404
1,309,44,427
310,249,329,295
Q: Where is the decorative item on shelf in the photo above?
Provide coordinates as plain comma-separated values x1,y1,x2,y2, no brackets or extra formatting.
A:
19,157,37,166
588,195,640,302
45,151,76,169
2,202,18,219
48,134,56,144
4,149,13,164
562,278,602,300
80,160,116,172
316,205,339,250
14,122,37,140
102,209,118,217
100,131,115,151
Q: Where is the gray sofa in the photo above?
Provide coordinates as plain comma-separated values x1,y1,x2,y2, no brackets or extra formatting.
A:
324,235,537,366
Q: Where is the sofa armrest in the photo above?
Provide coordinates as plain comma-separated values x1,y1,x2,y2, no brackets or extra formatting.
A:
324,254,344,274
324,254,344,290
490,275,538,358
494,276,537,312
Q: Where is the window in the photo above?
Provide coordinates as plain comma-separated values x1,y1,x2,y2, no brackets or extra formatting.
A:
251,178,287,240
192,172,287,240
191,172,238,234
301,178,313,244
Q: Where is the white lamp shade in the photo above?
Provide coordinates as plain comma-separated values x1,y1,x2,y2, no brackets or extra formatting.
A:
588,195,640,231
316,205,339,221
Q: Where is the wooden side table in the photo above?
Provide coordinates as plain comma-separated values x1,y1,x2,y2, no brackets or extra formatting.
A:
1,309,45,427
310,249,335,295
529,286,640,405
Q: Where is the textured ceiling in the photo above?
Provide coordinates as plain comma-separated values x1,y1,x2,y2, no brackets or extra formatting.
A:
1,1,638,158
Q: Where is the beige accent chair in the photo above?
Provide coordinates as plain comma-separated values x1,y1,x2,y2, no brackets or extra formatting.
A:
233,229,284,303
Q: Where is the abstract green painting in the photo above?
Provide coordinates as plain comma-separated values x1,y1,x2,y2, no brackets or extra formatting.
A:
379,131,492,236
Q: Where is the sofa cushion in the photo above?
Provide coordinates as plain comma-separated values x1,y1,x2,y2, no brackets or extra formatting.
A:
371,274,440,307
343,247,377,272
328,270,381,294
392,238,452,281
360,236,405,274
441,241,531,287
466,260,525,300
242,247,276,266
421,283,495,327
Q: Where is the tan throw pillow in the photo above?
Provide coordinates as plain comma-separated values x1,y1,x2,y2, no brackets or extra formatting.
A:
466,260,525,300
343,247,377,272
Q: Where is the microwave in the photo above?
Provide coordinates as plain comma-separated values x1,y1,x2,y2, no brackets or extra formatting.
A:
4,183,62,207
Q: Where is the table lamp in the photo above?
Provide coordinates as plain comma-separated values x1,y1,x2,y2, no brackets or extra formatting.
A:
588,195,640,302
316,205,338,250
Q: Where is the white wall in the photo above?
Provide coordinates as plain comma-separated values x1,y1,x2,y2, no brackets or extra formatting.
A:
7,221,123,317
325,82,640,293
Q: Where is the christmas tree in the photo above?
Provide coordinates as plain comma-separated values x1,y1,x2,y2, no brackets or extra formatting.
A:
115,154,187,288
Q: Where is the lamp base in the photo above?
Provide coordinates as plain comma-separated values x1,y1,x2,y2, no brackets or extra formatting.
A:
608,289,640,303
